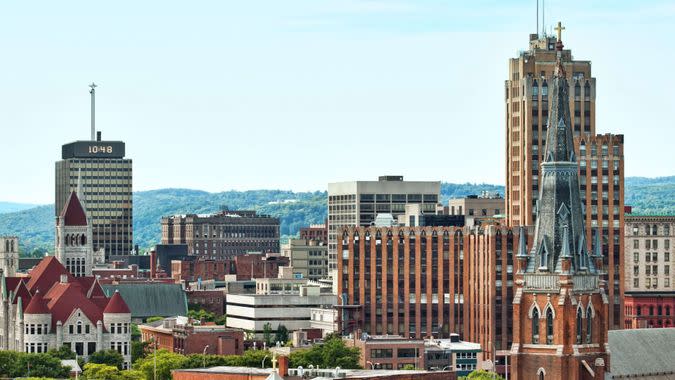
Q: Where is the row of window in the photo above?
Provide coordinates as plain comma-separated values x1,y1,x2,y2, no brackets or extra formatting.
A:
634,278,670,288
24,342,49,353
633,239,671,250
631,305,672,316
25,323,49,335
111,341,130,356
110,322,130,335
633,224,672,236
633,264,670,276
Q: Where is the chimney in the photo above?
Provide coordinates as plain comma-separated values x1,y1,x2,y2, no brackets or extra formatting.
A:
150,250,157,279
60,274,68,284
96,131,102,141
278,356,289,377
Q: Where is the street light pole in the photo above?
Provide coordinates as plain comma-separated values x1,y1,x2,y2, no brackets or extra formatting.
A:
203,345,210,368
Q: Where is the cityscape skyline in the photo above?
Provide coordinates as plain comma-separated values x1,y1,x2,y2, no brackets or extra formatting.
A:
1,0,674,205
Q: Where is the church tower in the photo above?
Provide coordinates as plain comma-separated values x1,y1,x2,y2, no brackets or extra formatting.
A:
0,237,19,277
55,191,95,276
510,22,609,380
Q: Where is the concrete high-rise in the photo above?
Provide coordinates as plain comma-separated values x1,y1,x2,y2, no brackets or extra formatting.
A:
327,176,440,274
55,132,132,261
504,29,625,329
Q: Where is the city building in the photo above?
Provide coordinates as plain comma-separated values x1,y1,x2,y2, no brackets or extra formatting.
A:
328,176,441,273
56,132,132,260
0,236,19,277
398,204,464,228
161,209,280,259
424,334,482,376
447,193,504,227
605,328,675,379
0,256,132,368
300,223,328,243
139,316,243,356
504,28,625,329
186,289,225,317
55,191,105,277
337,225,471,339
347,334,426,370
171,259,236,284
226,278,335,340
281,239,328,280
233,253,289,281
309,307,338,337
623,215,674,328
510,33,609,379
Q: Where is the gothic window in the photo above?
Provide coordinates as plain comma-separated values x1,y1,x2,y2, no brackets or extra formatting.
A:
81,234,86,245
546,307,554,344
5,240,9,251
576,308,583,344
77,321,82,334
65,234,70,246
652,225,658,235
532,308,540,344
532,80,539,98
586,304,593,343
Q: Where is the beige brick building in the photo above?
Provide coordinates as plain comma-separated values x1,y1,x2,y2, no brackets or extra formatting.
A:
624,216,673,291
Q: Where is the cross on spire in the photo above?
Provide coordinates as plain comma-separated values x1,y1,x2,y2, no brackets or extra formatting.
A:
554,21,565,42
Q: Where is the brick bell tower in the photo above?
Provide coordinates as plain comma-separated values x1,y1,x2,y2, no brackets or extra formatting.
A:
510,22,609,380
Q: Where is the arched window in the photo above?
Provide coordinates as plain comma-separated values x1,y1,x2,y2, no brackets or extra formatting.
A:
532,80,539,98
665,225,671,236
77,321,82,334
81,234,86,246
652,225,658,235
542,81,548,97
4,240,8,252
546,308,554,344
576,308,583,344
65,234,69,246
646,224,651,236
10,240,14,252
574,82,581,99
532,308,540,344
586,305,593,343
537,368,546,380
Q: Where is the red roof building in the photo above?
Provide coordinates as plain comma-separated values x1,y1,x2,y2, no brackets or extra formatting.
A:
0,256,132,368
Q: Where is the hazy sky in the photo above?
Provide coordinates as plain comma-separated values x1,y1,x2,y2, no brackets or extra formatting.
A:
1,0,673,204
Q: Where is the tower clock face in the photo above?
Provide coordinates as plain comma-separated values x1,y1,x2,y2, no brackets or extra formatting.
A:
62,141,125,159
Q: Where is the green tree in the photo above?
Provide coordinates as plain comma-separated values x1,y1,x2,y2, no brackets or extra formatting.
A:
275,324,289,345
130,323,142,341
146,316,164,323
401,364,416,370
133,350,187,380
83,363,145,380
46,345,76,360
131,340,149,363
289,335,360,369
464,370,505,380
88,349,124,369
13,353,70,378
0,351,20,377
214,314,227,325
263,322,273,346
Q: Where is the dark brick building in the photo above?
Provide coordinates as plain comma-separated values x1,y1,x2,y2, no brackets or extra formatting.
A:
161,209,279,259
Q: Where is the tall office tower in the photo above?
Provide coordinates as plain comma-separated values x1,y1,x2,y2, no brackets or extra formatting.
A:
55,133,132,261
505,28,625,329
511,42,609,379
160,209,280,258
327,176,440,274
623,214,674,329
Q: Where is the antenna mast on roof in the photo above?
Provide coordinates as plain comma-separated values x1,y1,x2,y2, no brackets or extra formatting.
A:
542,0,545,36
536,0,539,38
89,83,97,141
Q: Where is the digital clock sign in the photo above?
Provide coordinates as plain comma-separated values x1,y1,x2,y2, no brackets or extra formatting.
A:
62,141,126,159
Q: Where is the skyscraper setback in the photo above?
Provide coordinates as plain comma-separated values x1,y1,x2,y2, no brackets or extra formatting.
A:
504,30,625,329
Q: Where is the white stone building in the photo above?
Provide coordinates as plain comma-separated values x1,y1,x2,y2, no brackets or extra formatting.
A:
0,236,19,277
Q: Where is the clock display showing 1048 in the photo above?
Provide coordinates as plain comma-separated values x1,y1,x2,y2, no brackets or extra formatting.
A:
88,145,114,154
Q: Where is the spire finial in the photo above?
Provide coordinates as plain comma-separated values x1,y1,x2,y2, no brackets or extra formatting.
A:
554,21,565,42
89,82,97,141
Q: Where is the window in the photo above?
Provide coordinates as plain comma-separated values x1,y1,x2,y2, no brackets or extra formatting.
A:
634,252,639,262
633,266,639,276
633,240,639,249
586,305,592,343
634,278,639,287
576,310,582,343
546,308,554,345
532,308,540,343
653,252,658,262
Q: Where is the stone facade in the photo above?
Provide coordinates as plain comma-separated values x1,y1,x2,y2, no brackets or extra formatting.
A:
0,236,19,277
0,257,132,368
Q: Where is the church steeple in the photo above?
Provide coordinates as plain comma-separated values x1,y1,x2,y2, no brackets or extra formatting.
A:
526,43,592,275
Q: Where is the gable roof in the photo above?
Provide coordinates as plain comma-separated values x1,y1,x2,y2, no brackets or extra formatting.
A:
103,291,131,314
60,191,87,226
608,328,675,378
25,290,50,314
26,256,73,294
102,283,187,318
44,282,104,329
12,280,32,309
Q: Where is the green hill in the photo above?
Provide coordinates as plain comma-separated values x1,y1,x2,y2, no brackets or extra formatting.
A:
1,177,673,255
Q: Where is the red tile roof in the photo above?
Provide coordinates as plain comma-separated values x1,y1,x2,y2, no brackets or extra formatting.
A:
103,291,131,314
44,282,104,329
26,256,74,294
12,280,31,309
24,290,50,314
60,191,87,226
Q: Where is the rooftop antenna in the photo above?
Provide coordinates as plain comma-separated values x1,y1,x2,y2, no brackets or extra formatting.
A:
89,82,97,141
542,0,545,36
536,0,539,38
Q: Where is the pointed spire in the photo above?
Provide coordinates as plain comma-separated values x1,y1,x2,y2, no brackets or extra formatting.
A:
16,295,23,320
517,226,529,258
594,229,603,258
578,233,588,270
560,225,572,259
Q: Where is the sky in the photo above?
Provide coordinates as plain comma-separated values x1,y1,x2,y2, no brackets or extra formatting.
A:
0,0,673,204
